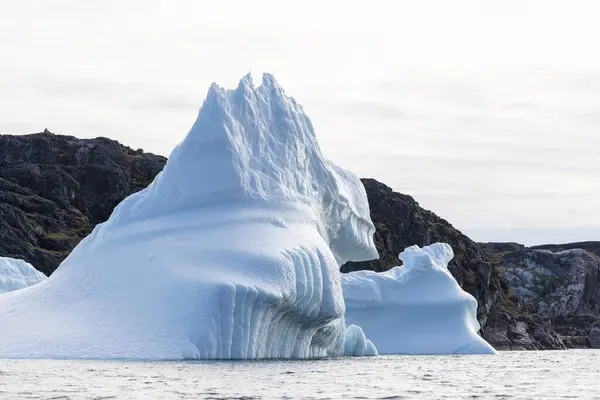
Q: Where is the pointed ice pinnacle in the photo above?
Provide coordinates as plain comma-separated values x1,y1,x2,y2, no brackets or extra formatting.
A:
119,73,379,265
237,72,254,89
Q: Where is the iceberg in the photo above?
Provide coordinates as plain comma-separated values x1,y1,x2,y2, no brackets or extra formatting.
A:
0,73,379,360
341,243,497,355
343,324,378,356
0,257,47,294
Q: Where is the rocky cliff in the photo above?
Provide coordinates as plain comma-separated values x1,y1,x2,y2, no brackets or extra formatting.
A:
532,242,600,257
481,242,600,348
1,131,598,350
0,130,166,275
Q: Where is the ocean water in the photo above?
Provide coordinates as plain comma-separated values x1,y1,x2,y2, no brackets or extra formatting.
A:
1,350,598,399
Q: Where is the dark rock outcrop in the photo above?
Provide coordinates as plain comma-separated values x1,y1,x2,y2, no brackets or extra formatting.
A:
0,131,166,275
532,242,600,257
482,242,600,348
552,314,598,348
591,319,600,348
502,249,600,317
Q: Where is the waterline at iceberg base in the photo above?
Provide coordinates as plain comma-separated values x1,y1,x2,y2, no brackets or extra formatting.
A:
0,73,494,359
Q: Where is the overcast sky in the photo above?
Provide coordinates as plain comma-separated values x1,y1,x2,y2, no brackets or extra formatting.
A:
1,0,599,245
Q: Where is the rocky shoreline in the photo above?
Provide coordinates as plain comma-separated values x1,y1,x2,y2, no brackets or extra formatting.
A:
1,131,598,350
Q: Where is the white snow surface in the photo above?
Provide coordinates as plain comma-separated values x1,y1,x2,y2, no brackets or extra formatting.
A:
0,257,47,294
0,73,378,360
342,243,497,355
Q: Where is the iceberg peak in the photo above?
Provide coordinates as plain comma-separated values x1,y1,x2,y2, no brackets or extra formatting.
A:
399,243,454,272
235,72,254,92
206,81,224,98
115,73,378,264
260,72,279,88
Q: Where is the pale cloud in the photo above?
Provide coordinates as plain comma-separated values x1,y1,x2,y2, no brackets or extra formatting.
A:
329,102,410,121
1,0,599,245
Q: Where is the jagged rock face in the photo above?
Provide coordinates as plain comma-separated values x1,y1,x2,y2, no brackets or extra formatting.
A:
591,320,600,348
482,307,565,351
0,131,166,275
502,249,600,318
483,242,600,349
533,242,600,258
552,314,598,348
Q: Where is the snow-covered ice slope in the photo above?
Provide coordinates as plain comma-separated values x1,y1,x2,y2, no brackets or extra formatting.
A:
0,257,46,294
342,243,496,355
0,73,378,360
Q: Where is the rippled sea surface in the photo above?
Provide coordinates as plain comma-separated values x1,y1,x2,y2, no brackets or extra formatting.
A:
1,350,599,399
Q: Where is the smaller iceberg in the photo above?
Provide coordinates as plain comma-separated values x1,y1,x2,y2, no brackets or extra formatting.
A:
344,324,378,356
0,257,47,294
341,243,496,355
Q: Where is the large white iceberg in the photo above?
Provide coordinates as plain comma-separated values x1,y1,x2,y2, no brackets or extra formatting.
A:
342,243,496,355
0,257,47,294
0,73,379,360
